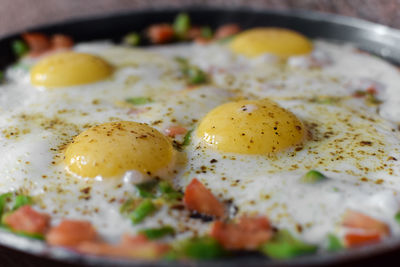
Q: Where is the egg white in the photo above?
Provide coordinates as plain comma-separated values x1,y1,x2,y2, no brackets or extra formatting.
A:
1,40,400,247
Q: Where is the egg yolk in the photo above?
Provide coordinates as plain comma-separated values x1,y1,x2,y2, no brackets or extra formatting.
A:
196,99,305,154
230,27,312,58
30,52,113,88
64,121,174,178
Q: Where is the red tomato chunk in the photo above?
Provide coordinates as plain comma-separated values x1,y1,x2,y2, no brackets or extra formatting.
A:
342,209,390,247
165,125,187,137
22,33,51,57
51,34,74,49
147,24,175,44
77,234,170,259
46,220,97,247
210,216,272,250
4,205,50,235
183,178,225,218
214,24,241,39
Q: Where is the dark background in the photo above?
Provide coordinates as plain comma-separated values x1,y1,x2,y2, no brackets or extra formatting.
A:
0,0,400,37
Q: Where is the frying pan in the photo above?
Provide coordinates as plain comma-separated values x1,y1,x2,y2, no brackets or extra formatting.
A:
1,7,400,267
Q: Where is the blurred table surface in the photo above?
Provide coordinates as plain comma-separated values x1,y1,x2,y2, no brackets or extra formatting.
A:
0,0,400,37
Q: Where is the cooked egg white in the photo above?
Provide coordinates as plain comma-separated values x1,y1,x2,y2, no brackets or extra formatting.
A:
1,34,400,248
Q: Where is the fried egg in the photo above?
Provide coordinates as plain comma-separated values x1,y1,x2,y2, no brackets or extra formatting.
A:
2,29,400,250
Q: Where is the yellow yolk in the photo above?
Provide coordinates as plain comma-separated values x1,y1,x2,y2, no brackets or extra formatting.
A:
230,27,312,58
196,99,305,154
30,52,113,88
64,121,174,178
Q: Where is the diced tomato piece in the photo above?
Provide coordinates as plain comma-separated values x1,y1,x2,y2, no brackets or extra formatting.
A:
22,33,51,57
4,205,50,235
165,125,187,137
210,216,272,250
186,27,202,40
77,234,170,259
51,34,74,49
345,232,382,248
194,37,212,45
46,220,97,247
183,178,225,218
366,86,377,95
214,24,241,39
121,233,149,245
147,24,175,44
342,209,390,237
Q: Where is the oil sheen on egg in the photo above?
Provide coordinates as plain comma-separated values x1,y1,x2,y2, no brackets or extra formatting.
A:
1,32,400,248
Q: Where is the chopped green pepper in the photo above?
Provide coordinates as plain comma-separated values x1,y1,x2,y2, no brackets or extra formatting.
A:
12,40,29,57
395,212,400,225
0,71,3,83
163,250,179,260
173,13,191,38
177,237,226,260
12,195,32,210
174,56,189,66
135,180,159,198
120,198,139,215
123,32,140,46
187,67,207,84
326,234,343,252
300,170,326,183
139,226,175,240
0,225,44,240
0,193,12,216
260,229,317,259
201,27,213,39
174,57,208,85
125,97,153,105
365,94,382,105
130,199,157,224
311,96,339,104
182,129,194,146
158,181,183,200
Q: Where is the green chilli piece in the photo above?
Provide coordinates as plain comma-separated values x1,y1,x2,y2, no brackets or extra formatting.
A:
174,56,189,66
366,94,382,105
0,71,3,83
176,237,226,260
187,67,207,84
158,181,183,201
201,27,213,39
182,129,194,146
260,229,317,259
394,211,400,225
130,199,157,224
0,225,44,240
123,32,140,46
174,57,208,85
12,195,33,211
300,170,326,183
139,226,175,240
0,193,12,216
327,234,343,252
120,198,139,215
12,40,29,57
173,13,191,37
125,97,153,105
312,96,339,104
135,180,159,198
